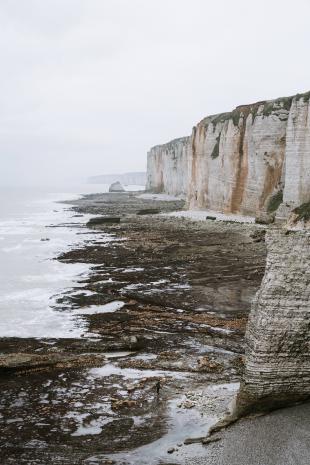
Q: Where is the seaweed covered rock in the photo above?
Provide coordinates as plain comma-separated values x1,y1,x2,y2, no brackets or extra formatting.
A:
287,201,310,229
0,353,105,375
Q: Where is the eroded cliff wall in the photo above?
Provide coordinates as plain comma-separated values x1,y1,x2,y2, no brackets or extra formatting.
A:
187,102,288,214
146,91,310,217
283,96,310,207
235,229,310,414
146,137,189,195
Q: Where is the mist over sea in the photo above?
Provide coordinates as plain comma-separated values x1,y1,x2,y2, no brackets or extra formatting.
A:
0,184,112,338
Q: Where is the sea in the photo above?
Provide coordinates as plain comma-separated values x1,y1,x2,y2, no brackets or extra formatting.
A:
0,184,142,339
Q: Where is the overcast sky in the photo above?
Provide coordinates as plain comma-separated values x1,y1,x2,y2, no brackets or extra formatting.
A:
1,0,310,186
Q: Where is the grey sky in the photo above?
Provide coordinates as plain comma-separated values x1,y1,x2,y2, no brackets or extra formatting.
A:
1,0,309,186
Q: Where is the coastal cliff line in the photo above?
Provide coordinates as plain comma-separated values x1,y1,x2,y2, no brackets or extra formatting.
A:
146,137,189,196
147,91,310,218
147,91,310,417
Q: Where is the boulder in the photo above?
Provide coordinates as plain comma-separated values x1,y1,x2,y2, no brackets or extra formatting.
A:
0,353,105,375
137,208,160,215
87,217,121,226
255,212,275,224
286,201,310,229
109,181,125,193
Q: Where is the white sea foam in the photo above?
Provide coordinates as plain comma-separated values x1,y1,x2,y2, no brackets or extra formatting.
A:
1,243,23,253
122,267,145,273
73,301,125,315
89,363,189,380
0,185,114,338
71,418,112,436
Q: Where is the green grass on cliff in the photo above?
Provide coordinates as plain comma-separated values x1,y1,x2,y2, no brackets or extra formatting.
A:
202,90,310,131
296,91,310,103
267,190,283,213
292,202,310,223
262,97,293,117
263,92,310,117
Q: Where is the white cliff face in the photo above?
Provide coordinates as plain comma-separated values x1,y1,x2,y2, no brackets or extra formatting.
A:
146,92,310,417
146,137,189,195
146,91,310,217
283,96,310,206
187,104,287,214
235,229,310,414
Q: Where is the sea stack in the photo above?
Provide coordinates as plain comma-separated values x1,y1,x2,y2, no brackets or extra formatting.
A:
109,181,125,192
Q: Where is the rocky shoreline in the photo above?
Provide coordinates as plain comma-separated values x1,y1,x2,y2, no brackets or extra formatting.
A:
0,190,269,464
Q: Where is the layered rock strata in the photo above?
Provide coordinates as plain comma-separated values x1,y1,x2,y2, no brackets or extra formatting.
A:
147,91,310,217
146,137,189,195
187,103,287,214
278,96,310,217
235,229,310,414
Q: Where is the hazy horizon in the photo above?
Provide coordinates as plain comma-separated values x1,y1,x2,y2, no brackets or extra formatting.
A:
1,0,310,187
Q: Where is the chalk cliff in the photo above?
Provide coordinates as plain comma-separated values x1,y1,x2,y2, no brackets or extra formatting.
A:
279,96,310,216
147,91,310,218
146,92,310,418
146,137,189,196
187,102,288,214
235,229,310,414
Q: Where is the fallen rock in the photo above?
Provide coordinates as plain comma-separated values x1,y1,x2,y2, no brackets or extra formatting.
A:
184,436,207,445
250,229,266,242
255,212,275,224
109,181,125,192
167,447,175,454
202,436,222,445
111,398,137,410
87,216,121,226
208,413,239,434
0,353,105,375
137,208,160,215
197,355,223,372
184,435,221,446
287,202,310,229
178,400,195,409
126,383,137,392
